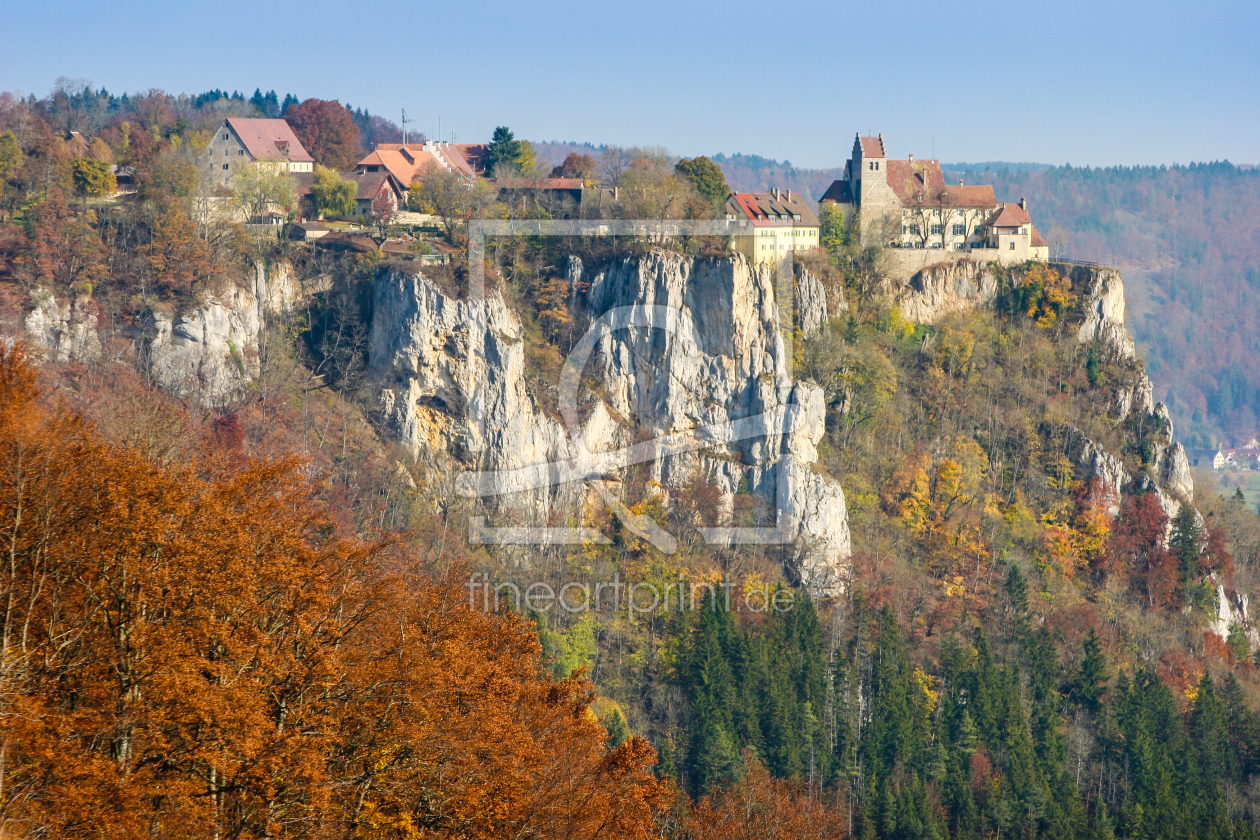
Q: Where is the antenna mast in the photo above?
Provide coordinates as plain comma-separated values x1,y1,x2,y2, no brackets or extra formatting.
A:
401,109,415,146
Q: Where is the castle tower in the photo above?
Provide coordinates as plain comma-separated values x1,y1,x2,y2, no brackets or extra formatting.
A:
851,133,896,241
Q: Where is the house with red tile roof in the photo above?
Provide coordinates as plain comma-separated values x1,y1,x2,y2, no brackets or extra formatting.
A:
199,118,314,190
354,141,488,189
821,133,1048,265
723,187,820,266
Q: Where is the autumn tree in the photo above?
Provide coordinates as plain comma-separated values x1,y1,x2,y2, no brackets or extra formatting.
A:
0,342,666,839
11,192,106,291
685,752,848,840
138,199,214,296
283,98,362,170
674,156,730,205
408,167,497,240
819,200,848,252
71,157,115,197
230,161,298,221
368,187,396,238
551,151,596,181
0,130,23,200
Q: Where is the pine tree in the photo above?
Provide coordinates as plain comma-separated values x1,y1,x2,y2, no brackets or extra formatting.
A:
1073,629,1109,713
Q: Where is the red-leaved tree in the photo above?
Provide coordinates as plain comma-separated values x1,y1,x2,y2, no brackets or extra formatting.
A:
283,99,362,171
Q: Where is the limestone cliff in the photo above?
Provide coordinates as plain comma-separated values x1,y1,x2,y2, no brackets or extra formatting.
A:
892,258,1193,540
896,259,998,324
142,260,300,407
24,288,101,364
369,251,851,592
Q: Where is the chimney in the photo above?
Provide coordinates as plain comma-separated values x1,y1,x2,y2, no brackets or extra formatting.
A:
612,186,619,201
959,178,964,187
771,187,780,200
786,190,793,202
908,153,913,162
1019,197,1027,210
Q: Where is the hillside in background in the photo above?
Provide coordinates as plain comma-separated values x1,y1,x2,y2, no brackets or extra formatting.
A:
945,163,1260,449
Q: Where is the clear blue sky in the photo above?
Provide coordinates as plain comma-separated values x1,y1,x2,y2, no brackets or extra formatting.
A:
3,0,1256,169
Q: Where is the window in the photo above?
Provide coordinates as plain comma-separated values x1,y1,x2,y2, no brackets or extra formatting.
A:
225,149,230,156
953,224,966,235
909,225,920,235
931,224,943,235
223,133,229,140
1009,241,1015,250
222,163,229,170
238,149,244,156
975,225,985,235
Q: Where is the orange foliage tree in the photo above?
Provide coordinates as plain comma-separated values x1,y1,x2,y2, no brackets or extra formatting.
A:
682,751,848,840
0,343,663,839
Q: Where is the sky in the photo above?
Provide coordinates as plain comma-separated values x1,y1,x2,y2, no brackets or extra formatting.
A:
3,0,1257,170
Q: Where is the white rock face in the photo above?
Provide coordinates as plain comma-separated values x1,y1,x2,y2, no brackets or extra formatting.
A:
146,284,261,407
140,261,299,407
1209,580,1258,646
370,251,852,592
254,259,301,314
370,268,576,520
1066,429,1129,518
1077,267,1136,358
897,259,998,324
796,266,829,336
24,289,101,364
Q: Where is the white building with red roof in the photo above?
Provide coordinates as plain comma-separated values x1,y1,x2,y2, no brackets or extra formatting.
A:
200,118,315,190
723,187,820,266
821,133,1048,265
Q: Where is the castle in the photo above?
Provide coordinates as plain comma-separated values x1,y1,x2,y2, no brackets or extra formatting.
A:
821,134,1048,267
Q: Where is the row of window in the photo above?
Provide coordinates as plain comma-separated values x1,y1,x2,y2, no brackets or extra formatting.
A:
901,224,988,237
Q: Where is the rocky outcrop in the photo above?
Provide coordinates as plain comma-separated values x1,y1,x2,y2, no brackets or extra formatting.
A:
370,267,574,519
253,259,300,314
1074,267,1136,358
897,259,998,324
1209,581,1258,646
141,261,301,407
370,251,852,592
1066,429,1129,518
24,289,101,364
145,285,261,407
796,266,829,335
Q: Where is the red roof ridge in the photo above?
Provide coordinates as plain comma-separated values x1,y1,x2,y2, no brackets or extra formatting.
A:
225,117,313,163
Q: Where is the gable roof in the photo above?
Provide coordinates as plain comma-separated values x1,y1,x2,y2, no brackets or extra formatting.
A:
226,118,314,163
356,142,489,186
344,170,405,201
990,203,1032,228
884,158,997,208
1030,226,1048,248
858,135,885,158
820,180,854,204
726,190,820,227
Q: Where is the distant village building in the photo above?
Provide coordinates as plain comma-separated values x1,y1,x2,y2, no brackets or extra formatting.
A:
200,118,314,190
724,188,820,266
355,141,487,188
821,134,1048,266
341,169,407,219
